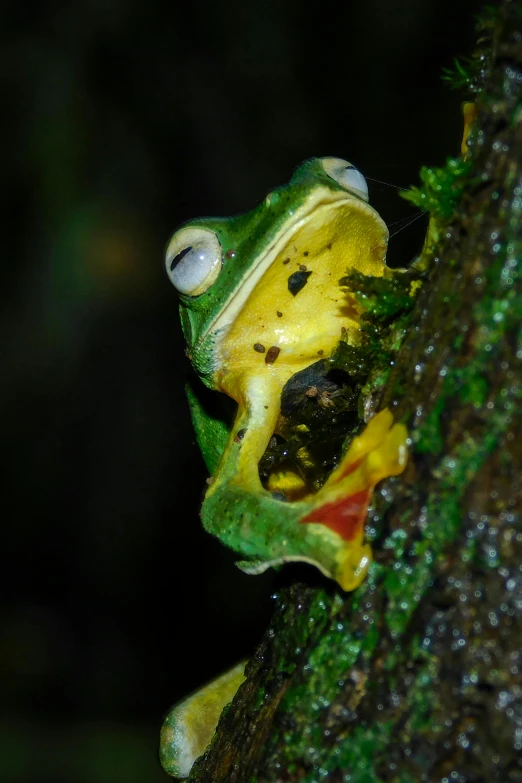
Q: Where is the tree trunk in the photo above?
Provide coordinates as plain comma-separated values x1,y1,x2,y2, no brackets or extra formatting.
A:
189,2,522,780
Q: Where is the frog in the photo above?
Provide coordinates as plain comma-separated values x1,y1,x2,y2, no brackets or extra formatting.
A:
164,156,408,593
161,158,410,777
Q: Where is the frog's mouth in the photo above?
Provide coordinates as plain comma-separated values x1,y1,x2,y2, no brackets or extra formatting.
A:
197,187,388,358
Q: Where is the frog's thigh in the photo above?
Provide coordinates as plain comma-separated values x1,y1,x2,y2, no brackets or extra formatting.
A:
160,662,246,778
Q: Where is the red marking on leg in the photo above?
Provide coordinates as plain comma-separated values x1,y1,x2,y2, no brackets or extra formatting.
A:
301,489,371,541
331,456,363,485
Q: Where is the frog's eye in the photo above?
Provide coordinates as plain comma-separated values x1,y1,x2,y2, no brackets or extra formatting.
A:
321,157,369,202
165,227,222,297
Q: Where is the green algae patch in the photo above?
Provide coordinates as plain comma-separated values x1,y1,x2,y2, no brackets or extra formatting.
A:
314,655,441,781
413,396,445,455
308,720,395,783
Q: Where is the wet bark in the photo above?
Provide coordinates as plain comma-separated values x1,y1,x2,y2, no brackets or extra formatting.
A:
189,2,522,781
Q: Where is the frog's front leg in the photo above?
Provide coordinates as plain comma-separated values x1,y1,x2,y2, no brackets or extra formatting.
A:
202,372,407,591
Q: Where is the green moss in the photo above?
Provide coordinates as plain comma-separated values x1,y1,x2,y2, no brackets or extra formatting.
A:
333,270,423,406
253,686,266,711
441,5,498,94
401,157,472,219
307,720,395,783
328,341,371,379
287,636,443,781
339,270,419,320
455,370,489,407
442,57,478,90
414,397,445,455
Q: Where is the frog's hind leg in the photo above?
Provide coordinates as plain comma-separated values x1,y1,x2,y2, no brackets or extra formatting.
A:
203,369,407,592
201,372,348,579
300,409,408,590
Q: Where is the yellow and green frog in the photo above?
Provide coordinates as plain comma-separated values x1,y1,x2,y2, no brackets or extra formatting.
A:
165,156,408,594
161,157,409,778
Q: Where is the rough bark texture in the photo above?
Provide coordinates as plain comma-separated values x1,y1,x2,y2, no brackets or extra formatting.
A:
189,2,522,780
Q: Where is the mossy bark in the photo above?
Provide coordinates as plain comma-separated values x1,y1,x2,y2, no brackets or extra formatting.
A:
189,2,522,781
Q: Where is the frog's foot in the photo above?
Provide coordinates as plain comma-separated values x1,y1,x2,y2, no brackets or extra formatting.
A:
160,662,246,778
300,408,408,590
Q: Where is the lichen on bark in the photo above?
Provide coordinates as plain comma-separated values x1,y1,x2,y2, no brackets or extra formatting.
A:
188,2,522,780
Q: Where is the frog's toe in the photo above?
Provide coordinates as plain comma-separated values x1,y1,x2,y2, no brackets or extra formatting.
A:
296,409,408,591
300,409,407,541
267,465,309,501
330,408,408,489
270,491,289,501
334,542,372,591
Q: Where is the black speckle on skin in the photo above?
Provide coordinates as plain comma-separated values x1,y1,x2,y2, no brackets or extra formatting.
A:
225,249,237,259
303,251,309,257
277,311,283,317
288,270,312,296
299,264,307,272
234,428,247,443
283,257,291,265
254,343,266,353
265,346,281,364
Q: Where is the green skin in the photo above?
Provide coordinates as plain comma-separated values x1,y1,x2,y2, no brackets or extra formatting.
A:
166,158,405,590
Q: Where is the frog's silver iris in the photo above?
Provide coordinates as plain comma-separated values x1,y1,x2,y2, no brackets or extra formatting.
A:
321,157,369,202
165,227,222,297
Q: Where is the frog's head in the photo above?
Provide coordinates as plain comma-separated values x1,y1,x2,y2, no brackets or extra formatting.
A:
165,157,388,389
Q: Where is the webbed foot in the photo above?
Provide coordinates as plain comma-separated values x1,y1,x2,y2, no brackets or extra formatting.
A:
300,408,408,590
160,662,246,778
203,408,407,593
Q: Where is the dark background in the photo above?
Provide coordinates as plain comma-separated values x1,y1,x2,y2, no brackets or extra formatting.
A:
2,1,484,781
